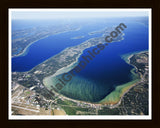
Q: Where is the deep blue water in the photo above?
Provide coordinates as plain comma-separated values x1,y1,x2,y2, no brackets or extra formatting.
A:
12,18,149,102
12,22,108,72
55,22,148,102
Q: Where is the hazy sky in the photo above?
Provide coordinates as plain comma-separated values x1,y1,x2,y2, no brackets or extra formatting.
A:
10,9,150,20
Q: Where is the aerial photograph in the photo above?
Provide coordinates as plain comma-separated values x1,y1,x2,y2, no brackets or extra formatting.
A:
9,9,151,119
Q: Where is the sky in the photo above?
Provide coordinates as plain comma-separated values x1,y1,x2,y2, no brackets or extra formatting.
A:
10,9,150,20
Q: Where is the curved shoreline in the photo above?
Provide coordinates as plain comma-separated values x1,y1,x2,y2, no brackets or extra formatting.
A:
43,34,125,81
43,50,143,108
12,36,48,57
12,35,50,58
13,26,126,107
105,51,148,108
12,27,82,58
99,79,140,105
97,51,147,106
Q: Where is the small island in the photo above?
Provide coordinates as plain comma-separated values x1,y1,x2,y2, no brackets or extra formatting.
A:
71,36,85,39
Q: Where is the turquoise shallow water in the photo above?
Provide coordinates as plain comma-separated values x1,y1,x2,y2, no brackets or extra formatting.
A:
12,18,149,102
49,22,148,102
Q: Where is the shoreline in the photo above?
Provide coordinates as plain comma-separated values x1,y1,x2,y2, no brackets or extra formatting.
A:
98,51,147,107
43,50,145,108
43,48,82,81
12,35,50,58
42,33,125,83
99,79,140,107
108,80,140,109
12,26,124,73
12,25,131,108
12,27,82,58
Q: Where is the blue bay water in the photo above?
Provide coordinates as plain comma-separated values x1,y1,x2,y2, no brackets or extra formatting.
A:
56,22,148,102
12,18,148,102
12,22,108,72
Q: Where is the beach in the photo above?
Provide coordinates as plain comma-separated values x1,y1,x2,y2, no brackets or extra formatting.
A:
43,52,142,108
